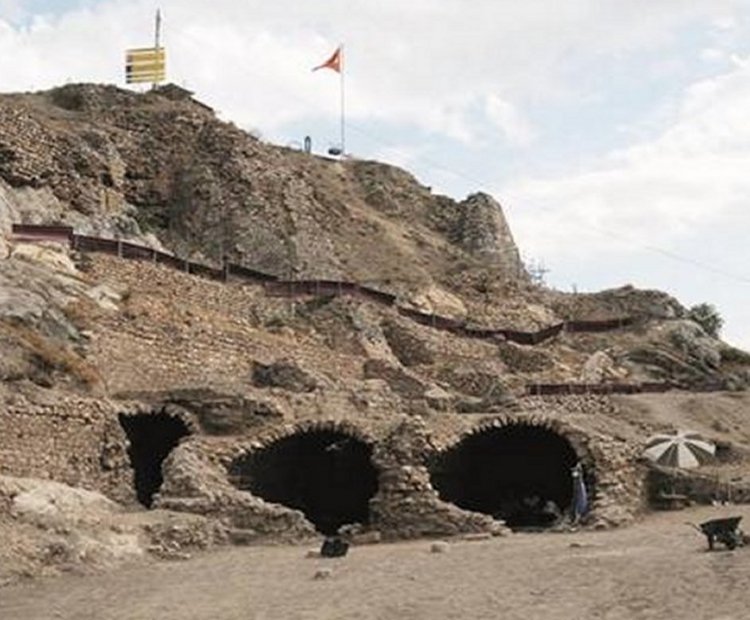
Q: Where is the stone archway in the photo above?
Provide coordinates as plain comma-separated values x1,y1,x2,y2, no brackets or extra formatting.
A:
429,421,593,529
228,426,379,535
118,412,191,508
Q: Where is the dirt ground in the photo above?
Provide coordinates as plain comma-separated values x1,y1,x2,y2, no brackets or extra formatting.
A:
1,505,749,620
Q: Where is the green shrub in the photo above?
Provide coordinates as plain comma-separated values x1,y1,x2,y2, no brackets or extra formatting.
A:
687,303,723,338
720,345,750,365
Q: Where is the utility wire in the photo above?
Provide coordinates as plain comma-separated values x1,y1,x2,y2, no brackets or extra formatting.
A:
165,24,750,286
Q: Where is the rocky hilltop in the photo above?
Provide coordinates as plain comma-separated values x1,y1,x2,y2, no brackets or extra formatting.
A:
0,83,523,308
1,83,747,387
1,83,749,585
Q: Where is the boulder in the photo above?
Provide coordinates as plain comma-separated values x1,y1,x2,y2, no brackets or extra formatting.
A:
251,360,318,393
581,351,618,383
382,318,436,367
408,284,467,319
363,359,431,400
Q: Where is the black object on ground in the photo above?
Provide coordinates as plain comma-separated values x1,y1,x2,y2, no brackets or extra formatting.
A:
692,516,744,550
321,536,349,558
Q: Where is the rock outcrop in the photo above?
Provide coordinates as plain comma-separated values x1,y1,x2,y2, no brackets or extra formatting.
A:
0,84,525,305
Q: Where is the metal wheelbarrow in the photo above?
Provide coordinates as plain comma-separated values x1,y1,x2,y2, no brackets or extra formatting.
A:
690,516,744,550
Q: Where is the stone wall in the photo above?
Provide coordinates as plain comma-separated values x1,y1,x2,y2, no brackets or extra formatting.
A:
0,383,648,541
0,394,128,499
152,402,644,539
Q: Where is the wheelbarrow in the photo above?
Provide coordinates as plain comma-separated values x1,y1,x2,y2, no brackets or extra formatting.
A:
690,516,744,550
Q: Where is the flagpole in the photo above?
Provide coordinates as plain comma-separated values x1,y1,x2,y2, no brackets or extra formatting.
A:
153,8,162,91
340,43,345,156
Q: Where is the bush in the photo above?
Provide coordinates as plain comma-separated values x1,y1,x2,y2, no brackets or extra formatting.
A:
687,303,723,338
6,323,100,388
720,345,750,365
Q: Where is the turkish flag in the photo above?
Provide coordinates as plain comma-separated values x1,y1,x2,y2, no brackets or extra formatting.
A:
313,46,342,73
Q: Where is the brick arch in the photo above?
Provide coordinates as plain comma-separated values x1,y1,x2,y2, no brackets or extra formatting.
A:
117,406,195,507
428,415,596,529
228,420,379,535
231,419,377,460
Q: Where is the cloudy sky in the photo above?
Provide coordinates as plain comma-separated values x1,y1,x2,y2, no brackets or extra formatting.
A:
1,0,749,349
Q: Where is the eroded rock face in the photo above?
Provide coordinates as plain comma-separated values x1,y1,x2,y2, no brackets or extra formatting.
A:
0,475,221,585
666,320,722,371
251,360,318,393
551,285,686,321
581,351,619,383
622,320,729,387
382,318,436,367
452,193,522,273
0,84,526,299
408,284,467,319
363,359,432,400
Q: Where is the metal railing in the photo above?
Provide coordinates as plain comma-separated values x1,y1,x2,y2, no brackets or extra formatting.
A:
11,224,639,347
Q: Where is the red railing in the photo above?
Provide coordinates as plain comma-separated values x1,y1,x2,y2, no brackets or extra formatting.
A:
11,224,74,243
10,224,638,347
9,223,732,397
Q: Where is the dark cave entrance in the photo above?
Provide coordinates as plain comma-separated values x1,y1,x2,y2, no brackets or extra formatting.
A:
118,412,190,508
228,430,379,535
429,424,585,529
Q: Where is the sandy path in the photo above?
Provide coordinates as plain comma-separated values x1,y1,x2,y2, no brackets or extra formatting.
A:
2,506,750,620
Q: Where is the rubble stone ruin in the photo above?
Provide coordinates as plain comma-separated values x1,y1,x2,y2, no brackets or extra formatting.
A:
228,429,379,535
118,412,191,507
429,422,588,529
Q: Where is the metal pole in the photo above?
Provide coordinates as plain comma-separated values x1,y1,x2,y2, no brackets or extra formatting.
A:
340,43,345,155
153,8,162,91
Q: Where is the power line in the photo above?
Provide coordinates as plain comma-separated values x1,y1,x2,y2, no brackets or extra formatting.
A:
165,25,750,286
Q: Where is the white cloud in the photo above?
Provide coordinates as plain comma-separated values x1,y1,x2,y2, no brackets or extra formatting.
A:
501,57,750,348
504,57,750,260
0,0,24,22
0,0,745,142
1,0,750,345
484,94,536,148
700,48,726,62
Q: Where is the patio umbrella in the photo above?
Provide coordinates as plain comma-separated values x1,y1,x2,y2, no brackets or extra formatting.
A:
643,430,716,469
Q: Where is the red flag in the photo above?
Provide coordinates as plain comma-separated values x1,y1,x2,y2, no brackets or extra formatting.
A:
313,46,342,73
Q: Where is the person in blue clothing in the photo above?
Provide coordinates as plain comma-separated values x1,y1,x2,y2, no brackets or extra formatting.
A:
571,462,588,524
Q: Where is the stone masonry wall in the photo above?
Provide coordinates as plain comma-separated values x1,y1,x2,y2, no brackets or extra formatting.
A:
0,394,129,498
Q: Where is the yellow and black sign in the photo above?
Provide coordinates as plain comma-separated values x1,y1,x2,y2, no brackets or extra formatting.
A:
125,47,166,84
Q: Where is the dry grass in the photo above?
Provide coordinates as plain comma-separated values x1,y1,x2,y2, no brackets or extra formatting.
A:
61,298,99,331
0,322,100,388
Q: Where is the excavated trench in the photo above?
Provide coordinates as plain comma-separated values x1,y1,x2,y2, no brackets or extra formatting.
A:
228,430,379,535
429,424,586,529
118,412,190,508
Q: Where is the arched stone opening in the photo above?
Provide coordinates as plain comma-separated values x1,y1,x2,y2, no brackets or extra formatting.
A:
228,429,379,535
118,412,190,508
429,423,589,529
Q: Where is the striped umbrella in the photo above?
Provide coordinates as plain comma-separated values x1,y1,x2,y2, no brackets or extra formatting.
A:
643,430,716,469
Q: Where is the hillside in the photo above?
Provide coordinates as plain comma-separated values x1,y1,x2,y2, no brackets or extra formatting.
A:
1,83,747,392
0,83,525,317
1,83,749,585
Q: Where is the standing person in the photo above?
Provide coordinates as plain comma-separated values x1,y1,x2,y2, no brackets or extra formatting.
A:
571,462,588,524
